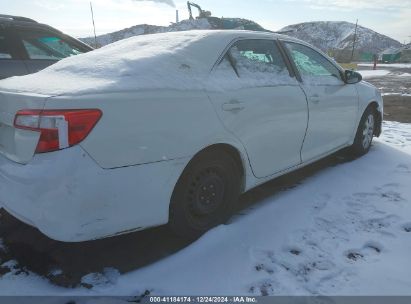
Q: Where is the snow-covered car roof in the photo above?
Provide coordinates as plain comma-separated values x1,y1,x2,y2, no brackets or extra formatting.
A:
0,30,296,96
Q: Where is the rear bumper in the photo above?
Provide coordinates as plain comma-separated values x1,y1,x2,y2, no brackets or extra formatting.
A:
0,146,188,242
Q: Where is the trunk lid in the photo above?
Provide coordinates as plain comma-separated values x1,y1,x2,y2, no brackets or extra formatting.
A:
0,90,48,163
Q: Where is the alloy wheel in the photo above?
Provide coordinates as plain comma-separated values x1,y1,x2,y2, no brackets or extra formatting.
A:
362,114,375,149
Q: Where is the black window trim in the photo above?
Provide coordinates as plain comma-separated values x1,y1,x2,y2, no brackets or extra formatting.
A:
278,39,346,84
275,39,298,81
226,52,239,77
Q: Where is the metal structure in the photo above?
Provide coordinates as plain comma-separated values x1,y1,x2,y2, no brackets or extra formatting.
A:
187,1,211,20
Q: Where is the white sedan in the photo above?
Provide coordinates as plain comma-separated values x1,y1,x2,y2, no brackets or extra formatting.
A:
0,30,382,242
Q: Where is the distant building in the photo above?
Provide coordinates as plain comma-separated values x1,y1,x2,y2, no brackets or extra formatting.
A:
401,44,411,62
379,44,411,63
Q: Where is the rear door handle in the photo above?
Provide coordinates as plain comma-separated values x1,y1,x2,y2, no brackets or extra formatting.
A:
222,100,245,112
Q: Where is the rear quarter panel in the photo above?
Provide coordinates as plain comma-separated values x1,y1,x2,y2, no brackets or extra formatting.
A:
0,90,47,163
44,89,249,171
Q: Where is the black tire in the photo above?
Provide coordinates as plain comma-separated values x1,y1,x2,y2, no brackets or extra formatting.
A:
169,150,241,240
348,106,376,157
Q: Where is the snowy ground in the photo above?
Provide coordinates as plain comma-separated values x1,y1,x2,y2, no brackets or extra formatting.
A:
359,63,411,69
358,65,411,84
359,69,391,78
0,121,410,297
359,69,411,80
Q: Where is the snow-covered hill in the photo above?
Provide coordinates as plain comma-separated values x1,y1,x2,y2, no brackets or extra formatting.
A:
81,19,402,55
80,19,211,47
280,21,402,53
81,24,165,47
80,17,264,47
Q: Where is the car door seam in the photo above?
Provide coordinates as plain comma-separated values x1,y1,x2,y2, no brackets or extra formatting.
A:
297,84,310,163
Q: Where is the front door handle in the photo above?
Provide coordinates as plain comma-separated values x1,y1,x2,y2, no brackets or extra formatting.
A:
222,100,245,112
308,95,320,104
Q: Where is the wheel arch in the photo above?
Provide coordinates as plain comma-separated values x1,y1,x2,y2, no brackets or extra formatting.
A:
167,142,247,238
366,101,382,137
182,143,247,193
167,142,248,231
169,143,248,213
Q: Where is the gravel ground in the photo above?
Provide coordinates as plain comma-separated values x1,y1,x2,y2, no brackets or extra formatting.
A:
358,64,411,123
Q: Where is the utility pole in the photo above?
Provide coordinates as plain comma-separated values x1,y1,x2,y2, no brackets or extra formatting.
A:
176,9,179,23
90,2,98,48
351,19,358,62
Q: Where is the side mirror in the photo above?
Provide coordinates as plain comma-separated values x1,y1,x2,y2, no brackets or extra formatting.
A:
344,70,362,84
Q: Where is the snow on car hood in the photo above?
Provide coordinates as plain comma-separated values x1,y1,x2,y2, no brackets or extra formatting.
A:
0,31,226,96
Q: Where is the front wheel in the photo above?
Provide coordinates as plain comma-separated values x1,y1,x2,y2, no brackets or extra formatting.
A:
348,107,376,157
169,150,241,240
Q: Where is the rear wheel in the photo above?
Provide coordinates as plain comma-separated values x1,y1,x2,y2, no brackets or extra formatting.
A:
349,107,376,157
169,150,241,240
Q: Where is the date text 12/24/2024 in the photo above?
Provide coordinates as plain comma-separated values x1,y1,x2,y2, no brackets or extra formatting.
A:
149,297,258,303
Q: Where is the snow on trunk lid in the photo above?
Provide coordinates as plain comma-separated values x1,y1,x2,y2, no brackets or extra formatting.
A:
0,91,48,163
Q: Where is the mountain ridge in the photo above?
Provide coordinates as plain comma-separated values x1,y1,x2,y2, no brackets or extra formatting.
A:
80,19,402,56
280,21,402,54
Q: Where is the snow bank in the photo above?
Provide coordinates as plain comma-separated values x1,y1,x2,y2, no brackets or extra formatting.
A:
382,93,411,97
359,70,390,78
359,63,411,68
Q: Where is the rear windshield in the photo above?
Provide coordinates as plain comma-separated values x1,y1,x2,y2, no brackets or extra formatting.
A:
17,28,89,60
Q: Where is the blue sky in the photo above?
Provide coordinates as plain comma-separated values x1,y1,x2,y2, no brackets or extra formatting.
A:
2,0,410,43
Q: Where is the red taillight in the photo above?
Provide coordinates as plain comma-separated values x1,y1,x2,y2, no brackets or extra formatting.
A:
14,109,102,153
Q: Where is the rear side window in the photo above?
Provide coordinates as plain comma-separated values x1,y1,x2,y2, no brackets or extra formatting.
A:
284,42,343,85
0,30,13,59
213,39,295,88
230,39,288,75
18,29,85,60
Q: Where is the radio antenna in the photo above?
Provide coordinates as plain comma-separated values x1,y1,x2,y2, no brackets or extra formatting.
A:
90,2,98,48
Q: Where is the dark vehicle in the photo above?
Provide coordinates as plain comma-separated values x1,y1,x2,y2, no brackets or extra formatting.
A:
0,14,92,79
